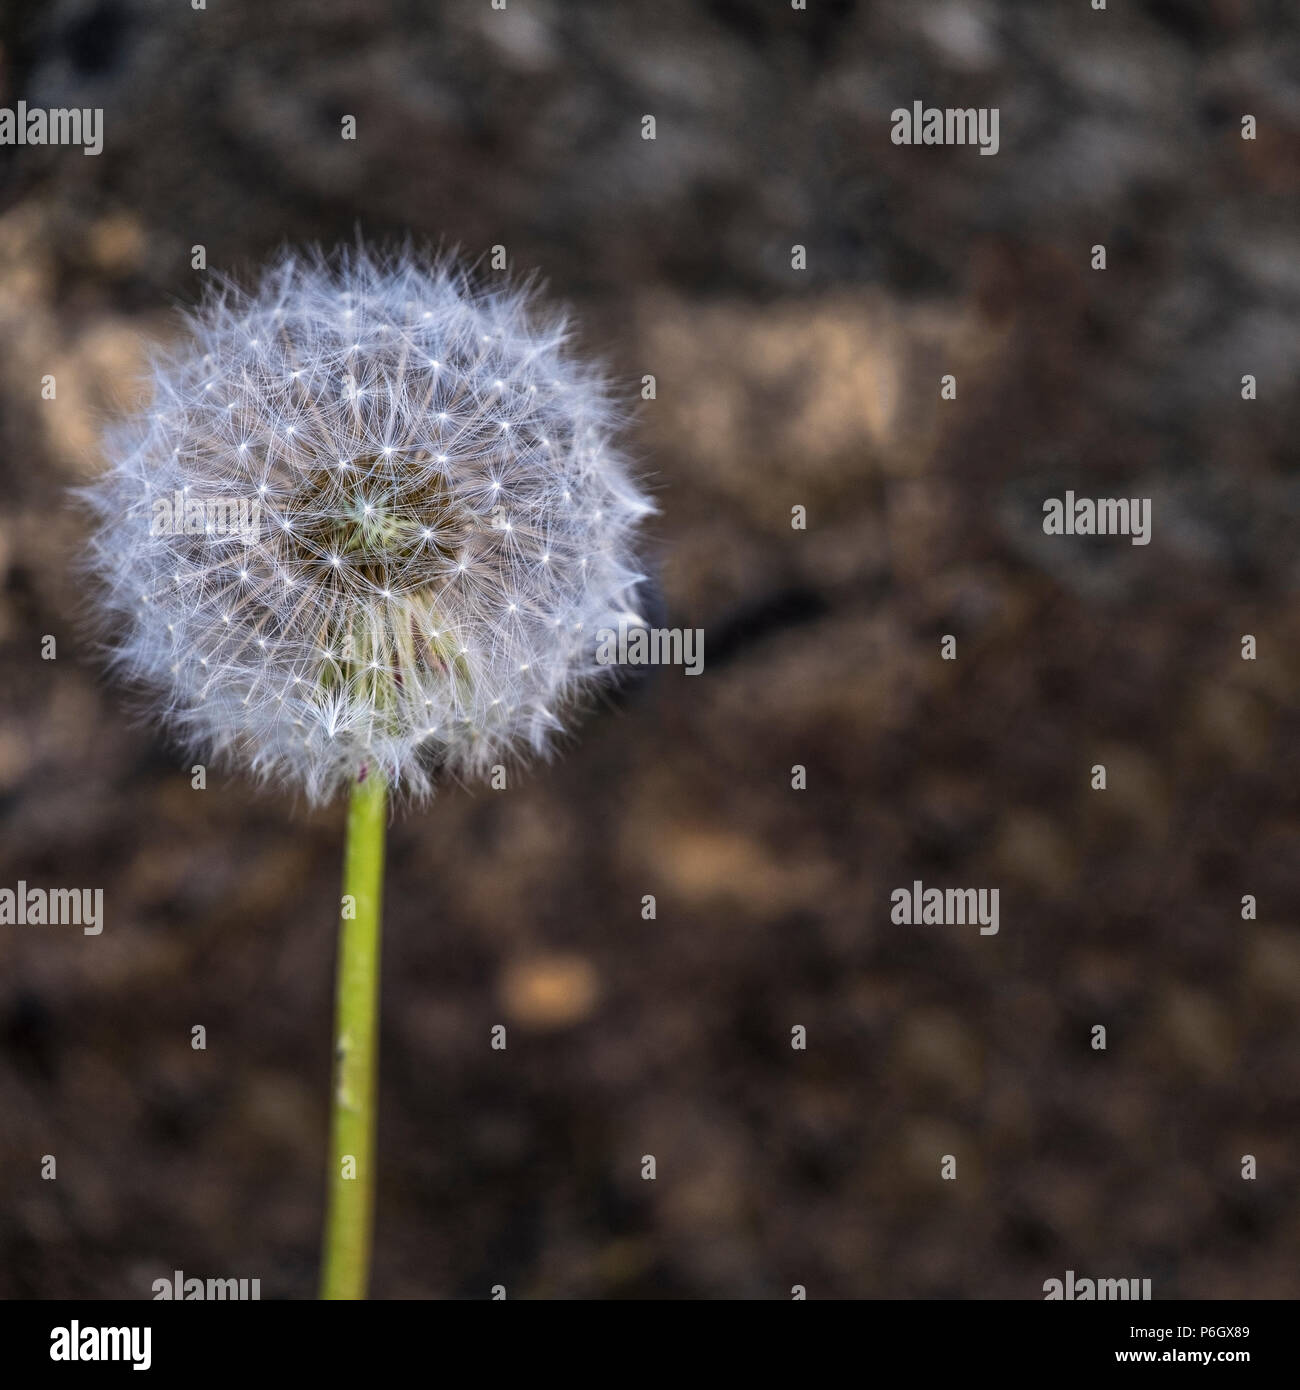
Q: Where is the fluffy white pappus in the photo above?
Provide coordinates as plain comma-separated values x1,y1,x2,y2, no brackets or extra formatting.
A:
82,247,654,804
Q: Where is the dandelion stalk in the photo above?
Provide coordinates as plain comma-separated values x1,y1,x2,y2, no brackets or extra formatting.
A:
321,766,387,1300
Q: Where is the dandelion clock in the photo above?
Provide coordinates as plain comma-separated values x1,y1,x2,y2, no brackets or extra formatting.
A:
81,247,653,1297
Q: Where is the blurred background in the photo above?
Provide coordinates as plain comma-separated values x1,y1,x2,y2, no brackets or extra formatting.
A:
1,0,1298,1298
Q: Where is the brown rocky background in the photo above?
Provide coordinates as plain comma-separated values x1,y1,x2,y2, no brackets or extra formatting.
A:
0,0,1297,1298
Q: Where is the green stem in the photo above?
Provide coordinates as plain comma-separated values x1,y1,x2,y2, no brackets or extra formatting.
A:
320,767,387,1299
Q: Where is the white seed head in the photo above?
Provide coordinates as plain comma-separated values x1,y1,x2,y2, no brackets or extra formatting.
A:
82,247,653,804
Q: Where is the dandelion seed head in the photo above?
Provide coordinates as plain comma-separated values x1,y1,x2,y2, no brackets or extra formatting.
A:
81,246,652,804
